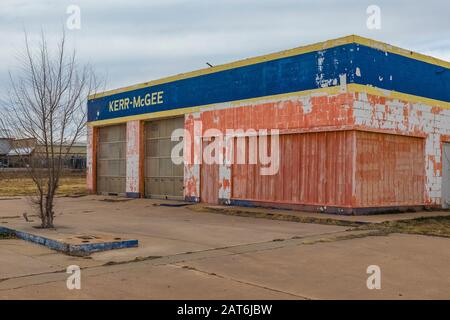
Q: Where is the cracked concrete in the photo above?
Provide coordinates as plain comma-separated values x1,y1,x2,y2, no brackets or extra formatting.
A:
1,196,450,299
0,229,376,298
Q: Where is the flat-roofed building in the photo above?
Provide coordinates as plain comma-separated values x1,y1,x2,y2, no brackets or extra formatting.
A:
86,35,450,213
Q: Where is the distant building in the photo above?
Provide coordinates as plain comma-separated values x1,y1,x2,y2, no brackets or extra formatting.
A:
0,137,86,169
0,138,12,167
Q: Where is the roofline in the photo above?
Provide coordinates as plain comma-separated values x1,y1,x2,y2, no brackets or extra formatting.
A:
88,34,450,101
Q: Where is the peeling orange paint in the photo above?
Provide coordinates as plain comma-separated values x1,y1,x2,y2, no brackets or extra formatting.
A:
86,126,97,194
182,90,449,208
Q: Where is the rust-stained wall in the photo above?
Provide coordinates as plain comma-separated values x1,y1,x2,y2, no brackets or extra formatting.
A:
183,90,449,209
232,131,354,207
184,113,202,201
194,93,354,133
184,92,356,203
86,88,449,209
200,138,220,204
86,126,96,193
126,120,143,197
354,131,425,207
353,92,450,205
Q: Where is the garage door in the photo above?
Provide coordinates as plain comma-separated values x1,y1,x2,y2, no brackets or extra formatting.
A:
144,117,184,199
232,131,354,206
97,124,126,195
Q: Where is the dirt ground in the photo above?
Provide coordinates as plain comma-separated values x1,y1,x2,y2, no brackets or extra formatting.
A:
1,196,450,299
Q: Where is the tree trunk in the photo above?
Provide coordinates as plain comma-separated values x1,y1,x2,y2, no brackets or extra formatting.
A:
44,193,55,229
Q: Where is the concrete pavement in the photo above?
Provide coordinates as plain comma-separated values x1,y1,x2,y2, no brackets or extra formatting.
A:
1,196,450,299
0,196,347,264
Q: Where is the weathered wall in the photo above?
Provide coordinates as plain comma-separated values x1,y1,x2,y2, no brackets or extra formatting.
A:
232,131,354,207
87,88,448,209
184,90,449,208
184,91,356,204
184,113,202,201
354,131,425,207
86,126,96,193
125,120,143,197
200,139,220,204
353,92,450,205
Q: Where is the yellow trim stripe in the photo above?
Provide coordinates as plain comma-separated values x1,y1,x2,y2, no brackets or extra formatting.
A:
87,84,450,127
89,106,201,127
88,35,449,101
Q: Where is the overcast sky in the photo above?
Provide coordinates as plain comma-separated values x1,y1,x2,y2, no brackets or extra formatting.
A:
1,0,449,97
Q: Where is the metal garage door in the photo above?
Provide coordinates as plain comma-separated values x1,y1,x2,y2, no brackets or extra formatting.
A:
144,117,184,199
97,124,126,195
443,143,450,209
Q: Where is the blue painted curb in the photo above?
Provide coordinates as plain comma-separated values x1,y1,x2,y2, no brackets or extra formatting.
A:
126,192,140,198
0,226,138,256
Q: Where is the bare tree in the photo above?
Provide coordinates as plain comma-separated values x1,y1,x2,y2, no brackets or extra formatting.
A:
0,30,99,228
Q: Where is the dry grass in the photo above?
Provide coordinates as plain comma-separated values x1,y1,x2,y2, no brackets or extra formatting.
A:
192,204,450,239
0,232,16,240
0,176,86,197
188,205,363,227
360,215,450,238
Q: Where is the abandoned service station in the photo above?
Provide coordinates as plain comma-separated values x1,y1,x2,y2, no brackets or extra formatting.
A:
86,35,450,214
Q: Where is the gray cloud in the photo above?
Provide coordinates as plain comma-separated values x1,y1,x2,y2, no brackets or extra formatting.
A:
1,0,449,98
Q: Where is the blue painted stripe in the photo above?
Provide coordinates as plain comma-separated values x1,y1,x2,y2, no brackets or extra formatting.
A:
88,44,351,122
88,43,450,122
352,44,450,103
184,196,200,203
70,239,139,255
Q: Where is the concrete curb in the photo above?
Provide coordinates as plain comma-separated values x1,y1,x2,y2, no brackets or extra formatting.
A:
0,226,138,256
